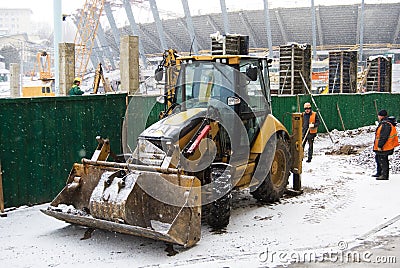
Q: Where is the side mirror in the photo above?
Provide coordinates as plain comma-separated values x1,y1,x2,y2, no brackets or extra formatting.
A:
155,67,164,81
246,66,258,81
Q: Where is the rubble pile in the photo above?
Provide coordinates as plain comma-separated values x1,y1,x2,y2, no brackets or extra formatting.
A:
318,126,375,154
325,144,363,155
318,125,400,174
350,146,400,174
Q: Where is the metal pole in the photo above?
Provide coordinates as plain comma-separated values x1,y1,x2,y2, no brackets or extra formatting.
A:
336,103,346,131
19,42,23,88
311,0,317,60
280,66,290,94
220,0,230,34
296,94,301,112
53,0,62,94
123,0,148,68
359,0,365,63
149,0,168,50
302,127,310,145
181,0,198,54
96,22,117,70
332,63,339,93
104,1,121,50
263,0,274,58
291,46,295,95
373,99,379,116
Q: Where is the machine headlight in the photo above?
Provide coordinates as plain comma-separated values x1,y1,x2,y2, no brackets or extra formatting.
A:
227,96,241,106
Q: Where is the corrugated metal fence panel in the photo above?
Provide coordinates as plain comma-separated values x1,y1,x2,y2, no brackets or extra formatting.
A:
312,94,344,131
124,95,163,151
145,97,164,127
271,95,301,134
0,94,127,207
271,93,400,133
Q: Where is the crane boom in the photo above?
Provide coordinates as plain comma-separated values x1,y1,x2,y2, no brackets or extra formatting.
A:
75,0,105,79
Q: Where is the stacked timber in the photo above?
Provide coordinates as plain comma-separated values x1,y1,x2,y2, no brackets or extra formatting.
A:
328,50,357,93
365,56,392,92
277,43,311,95
211,33,249,55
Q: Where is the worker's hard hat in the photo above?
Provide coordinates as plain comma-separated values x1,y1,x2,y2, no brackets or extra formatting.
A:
304,102,311,108
74,77,82,83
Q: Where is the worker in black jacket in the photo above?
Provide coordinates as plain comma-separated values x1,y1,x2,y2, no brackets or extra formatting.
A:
372,110,399,180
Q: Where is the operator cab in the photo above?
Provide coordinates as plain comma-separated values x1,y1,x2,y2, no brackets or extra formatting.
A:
172,56,272,146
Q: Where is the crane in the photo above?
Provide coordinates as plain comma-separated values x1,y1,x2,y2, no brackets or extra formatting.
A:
74,0,105,79
73,0,179,80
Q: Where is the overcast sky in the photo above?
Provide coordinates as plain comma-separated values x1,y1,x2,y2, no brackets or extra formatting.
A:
0,0,400,25
0,0,85,22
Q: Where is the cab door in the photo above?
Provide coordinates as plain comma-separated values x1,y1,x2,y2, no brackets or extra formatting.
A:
233,59,270,146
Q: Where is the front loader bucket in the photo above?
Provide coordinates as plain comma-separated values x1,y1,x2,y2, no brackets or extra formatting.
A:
41,161,202,247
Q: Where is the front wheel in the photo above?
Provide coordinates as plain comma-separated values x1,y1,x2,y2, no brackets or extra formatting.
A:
251,135,291,203
207,169,232,229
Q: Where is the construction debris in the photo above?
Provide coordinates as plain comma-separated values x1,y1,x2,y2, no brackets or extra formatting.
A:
325,144,362,155
318,126,400,174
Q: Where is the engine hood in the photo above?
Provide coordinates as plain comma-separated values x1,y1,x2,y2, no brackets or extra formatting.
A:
139,108,207,141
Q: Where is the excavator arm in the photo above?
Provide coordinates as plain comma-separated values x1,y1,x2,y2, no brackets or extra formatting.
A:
155,49,181,118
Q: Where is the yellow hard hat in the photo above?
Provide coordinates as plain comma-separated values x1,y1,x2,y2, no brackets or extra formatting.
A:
74,77,82,83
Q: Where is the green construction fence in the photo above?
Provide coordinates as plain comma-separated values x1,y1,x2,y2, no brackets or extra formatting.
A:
272,92,399,133
0,92,399,208
0,94,127,208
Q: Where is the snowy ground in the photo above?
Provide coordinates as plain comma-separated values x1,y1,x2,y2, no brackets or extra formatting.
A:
0,126,399,268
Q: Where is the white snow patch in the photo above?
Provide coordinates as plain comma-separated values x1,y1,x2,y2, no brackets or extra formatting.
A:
150,220,172,234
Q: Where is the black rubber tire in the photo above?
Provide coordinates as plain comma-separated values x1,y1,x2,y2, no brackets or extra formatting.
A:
207,169,232,229
251,135,291,203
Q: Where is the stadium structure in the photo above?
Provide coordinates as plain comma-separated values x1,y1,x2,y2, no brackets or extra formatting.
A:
94,2,400,64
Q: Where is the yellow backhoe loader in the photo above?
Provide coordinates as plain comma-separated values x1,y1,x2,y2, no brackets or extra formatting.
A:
42,48,303,248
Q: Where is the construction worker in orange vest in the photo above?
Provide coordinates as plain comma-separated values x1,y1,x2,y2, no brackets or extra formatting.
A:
302,102,320,163
373,109,399,180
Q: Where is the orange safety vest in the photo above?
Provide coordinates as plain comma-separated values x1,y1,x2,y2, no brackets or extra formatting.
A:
308,111,318,134
374,122,399,151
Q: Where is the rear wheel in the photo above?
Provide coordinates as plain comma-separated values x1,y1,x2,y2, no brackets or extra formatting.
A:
207,169,232,229
251,135,291,203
